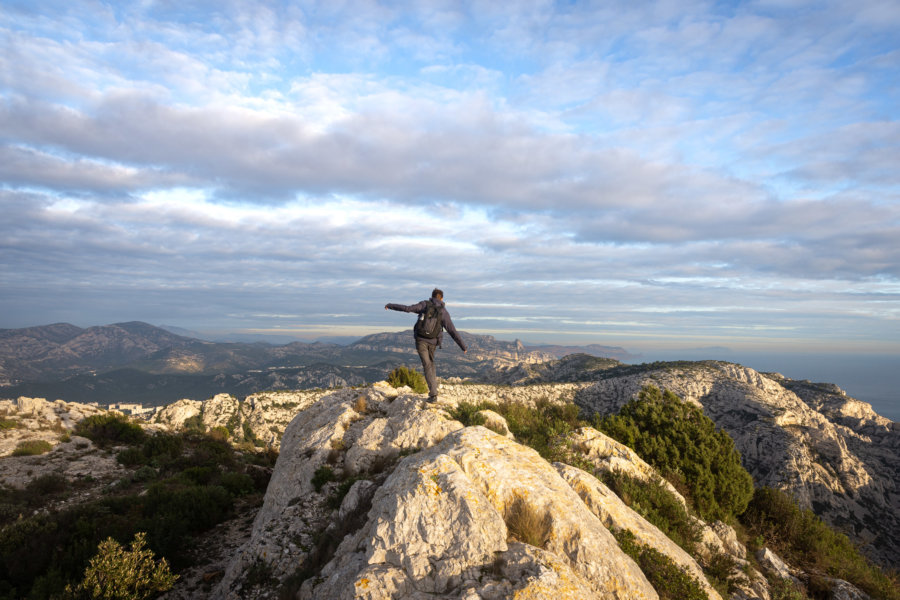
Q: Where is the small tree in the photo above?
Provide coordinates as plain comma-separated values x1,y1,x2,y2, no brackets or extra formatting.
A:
66,532,177,600
596,385,754,522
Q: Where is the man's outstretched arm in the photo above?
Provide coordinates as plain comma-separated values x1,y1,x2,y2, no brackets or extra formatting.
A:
385,301,426,313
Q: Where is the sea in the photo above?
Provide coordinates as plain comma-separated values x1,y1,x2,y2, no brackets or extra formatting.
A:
624,351,900,423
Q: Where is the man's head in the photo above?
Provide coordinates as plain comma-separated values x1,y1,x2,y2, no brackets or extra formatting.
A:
432,288,444,300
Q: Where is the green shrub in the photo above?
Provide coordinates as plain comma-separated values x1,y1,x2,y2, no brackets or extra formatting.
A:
116,447,145,467
209,426,230,441
0,427,264,599
387,366,428,394
0,418,19,430
181,414,204,433
768,576,808,600
601,470,700,555
613,529,709,600
447,401,488,427
65,532,177,600
141,434,184,466
495,398,587,466
12,440,53,456
26,473,69,497
311,466,334,492
595,386,754,522
703,551,741,597
220,472,254,497
742,487,899,600
75,414,145,447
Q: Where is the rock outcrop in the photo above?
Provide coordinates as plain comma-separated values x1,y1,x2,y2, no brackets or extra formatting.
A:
153,390,325,449
0,396,106,457
214,384,752,600
574,361,900,568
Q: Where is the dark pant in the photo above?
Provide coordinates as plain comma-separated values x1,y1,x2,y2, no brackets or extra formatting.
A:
415,339,438,397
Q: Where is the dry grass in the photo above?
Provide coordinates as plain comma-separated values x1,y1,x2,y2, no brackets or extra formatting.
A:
353,396,368,414
12,439,54,456
504,494,552,549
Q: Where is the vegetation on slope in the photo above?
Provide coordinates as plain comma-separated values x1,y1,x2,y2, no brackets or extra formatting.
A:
594,385,754,523
743,487,899,600
0,416,276,600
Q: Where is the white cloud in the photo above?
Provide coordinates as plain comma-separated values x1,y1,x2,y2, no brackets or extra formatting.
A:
0,0,897,350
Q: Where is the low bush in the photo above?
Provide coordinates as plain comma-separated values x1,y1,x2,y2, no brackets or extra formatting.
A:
595,386,754,523
220,472,255,497
311,466,334,492
75,414,145,447
446,401,488,427
0,419,19,430
65,531,177,600
12,440,53,456
741,487,899,600
209,426,230,441
613,529,709,600
26,473,69,497
601,470,701,555
387,366,428,394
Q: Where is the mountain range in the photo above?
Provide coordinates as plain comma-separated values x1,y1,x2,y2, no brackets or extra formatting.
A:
1,322,626,405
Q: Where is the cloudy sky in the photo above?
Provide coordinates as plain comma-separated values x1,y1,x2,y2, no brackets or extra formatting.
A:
1,0,898,354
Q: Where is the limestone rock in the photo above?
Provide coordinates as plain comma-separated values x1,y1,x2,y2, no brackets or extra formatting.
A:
477,409,514,439
756,547,800,586
0,396,106,457
200,393,241,431
555,462,721,600
302,426,657,600
710,521,745,559
215,385,461,596
154,399,202,429
567,426,688,508
828,578,872,600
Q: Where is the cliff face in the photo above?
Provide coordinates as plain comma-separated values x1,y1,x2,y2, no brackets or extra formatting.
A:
573,361,900,569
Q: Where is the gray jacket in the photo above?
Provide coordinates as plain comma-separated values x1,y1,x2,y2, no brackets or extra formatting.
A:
385,296,467,351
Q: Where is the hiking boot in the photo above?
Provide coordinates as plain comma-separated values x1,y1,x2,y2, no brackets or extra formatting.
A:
427,395,438,403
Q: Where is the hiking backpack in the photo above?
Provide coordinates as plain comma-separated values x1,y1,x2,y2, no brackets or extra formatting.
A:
414,300,443,339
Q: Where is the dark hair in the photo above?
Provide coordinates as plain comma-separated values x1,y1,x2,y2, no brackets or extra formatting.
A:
432,288,444,299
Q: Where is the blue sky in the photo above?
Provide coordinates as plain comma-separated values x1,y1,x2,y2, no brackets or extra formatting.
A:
1,0,899,354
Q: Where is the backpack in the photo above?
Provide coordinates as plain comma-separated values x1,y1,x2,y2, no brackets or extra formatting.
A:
414,299,443,339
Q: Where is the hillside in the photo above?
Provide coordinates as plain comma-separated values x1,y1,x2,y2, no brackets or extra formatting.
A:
1,360,897,599
573,361,900,568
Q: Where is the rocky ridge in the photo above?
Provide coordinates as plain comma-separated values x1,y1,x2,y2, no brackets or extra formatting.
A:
212,384,699,599
574,361,899,568
210,381,883,600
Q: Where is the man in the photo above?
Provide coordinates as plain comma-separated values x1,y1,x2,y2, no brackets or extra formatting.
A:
385,288,467,402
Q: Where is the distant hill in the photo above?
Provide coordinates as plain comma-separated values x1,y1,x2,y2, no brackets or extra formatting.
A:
0,322,575,405
524,342,639,361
